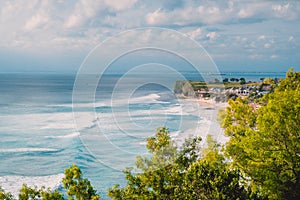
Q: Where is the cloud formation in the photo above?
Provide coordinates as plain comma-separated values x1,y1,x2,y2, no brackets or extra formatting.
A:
0,0,299,71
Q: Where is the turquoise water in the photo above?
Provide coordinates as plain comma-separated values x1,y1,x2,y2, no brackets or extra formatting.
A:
0,72,285,198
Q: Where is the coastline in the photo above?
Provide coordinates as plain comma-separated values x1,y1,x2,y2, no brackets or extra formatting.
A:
180,95,228,110
176,96,229,146
197,97,228,110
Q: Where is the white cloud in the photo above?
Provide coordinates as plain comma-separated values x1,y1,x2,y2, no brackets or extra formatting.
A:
206,32,217,40
24,1,54,31
145,7,198,26
186,28,202,40
104,0,138,11
272,2,299,20
146,4,228,26
146,9,165,25
272,3,289,13
270,54,279,59
24,13,49,30
238,9,252,18
144,0,300,28
207,7,220,15
0,0,300,65
64,0,102,28
236,2,270,19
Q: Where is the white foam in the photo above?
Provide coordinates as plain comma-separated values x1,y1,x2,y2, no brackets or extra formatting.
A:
170,130,181,138
40,123,75,130
0,111,95,133
0,112,75,131
0,148,58,153
74,93,164,109
0,174,64,198
138,141,147,146
72,102,108,108
45,132,80,139
128,93,161,104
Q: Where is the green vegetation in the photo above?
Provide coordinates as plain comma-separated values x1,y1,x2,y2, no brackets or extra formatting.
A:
221,69,300,199
0,187,13,200
189,81,208,91
239,77,246,85
18,185,63,200
63,164,100,200
189,81,261,90
108,127,258,199
177,77,275,103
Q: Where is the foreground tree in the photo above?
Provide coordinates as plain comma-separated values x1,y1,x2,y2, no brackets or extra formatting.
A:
0,187,13,200
0,164,99,200
108,127,255,199
62,164,100,200
222,69,300,199
18,185,63,200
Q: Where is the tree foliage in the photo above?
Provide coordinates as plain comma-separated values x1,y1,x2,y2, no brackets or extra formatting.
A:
0,187,14,200
18,185,63,200
240,77,246,85
108,127,253,199
62,164,100,200
222,69,300,199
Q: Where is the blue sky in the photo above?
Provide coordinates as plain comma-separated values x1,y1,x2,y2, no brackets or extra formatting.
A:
0,0,299,73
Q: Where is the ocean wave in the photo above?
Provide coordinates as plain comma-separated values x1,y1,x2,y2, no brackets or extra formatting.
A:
128,93,161,104
45,132,80,139
0,148,59,153
57,102,108,108
0,174,64,198
73,93,164,109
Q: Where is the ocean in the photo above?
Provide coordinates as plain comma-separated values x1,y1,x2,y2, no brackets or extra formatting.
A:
0,72,286,198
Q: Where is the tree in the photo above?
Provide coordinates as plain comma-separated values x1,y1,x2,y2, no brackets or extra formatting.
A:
263,77,274,85
108,127,179,199
0,187,13,200
108,127,256,199
240,77,246,85
182,161,250,200
18,185,63,200
63,164,100,200
223,78,229,83
221,70,300,199
230,78,236,82
227,93,238,101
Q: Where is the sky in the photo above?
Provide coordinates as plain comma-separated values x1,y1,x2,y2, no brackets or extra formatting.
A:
0,0,299,73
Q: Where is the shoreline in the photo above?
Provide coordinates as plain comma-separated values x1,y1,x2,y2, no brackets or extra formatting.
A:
197,97,228,109
179,95,228,110
176,95,229,146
